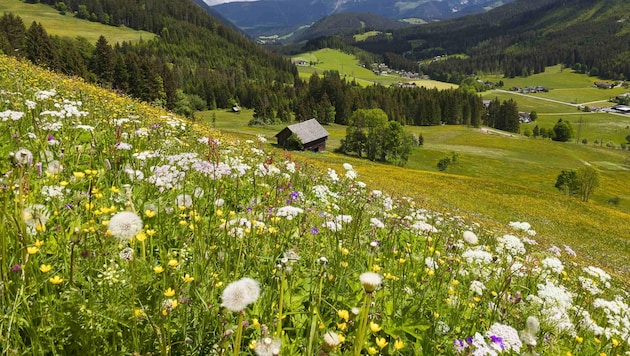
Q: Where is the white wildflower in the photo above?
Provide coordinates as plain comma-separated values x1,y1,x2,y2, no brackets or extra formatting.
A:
221,277,261,312
108,211,143,241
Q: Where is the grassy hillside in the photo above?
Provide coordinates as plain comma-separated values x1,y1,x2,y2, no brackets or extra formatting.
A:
198,104,630,275
292,48,457,89
3,54,630,355
0,1,154,44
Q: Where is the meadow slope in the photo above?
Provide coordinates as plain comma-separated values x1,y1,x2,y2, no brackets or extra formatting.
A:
2,55,630,356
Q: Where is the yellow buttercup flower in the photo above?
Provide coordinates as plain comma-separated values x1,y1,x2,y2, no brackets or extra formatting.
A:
375,337,388,349
369,321,382,333
73,172,85,179
612,339,620,347
168,259,179,268
164,288,176,297
134,309,146,318
153,265,164,274
35,239,44,247
337,309,349,321
49,275,64,284
135,231,147,242
182,274,194,283
394,339,404,350
27,246,39,255
39,264,52,273
145,210,156,218
367,347,378,355
337,322,347,331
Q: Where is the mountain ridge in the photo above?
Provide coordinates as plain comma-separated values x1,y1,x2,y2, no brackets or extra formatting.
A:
206,0,516,41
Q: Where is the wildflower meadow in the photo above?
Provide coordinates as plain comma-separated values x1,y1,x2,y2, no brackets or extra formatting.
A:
1,55,630,355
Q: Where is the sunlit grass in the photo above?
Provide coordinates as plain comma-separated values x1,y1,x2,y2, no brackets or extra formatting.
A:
4,54,630,356
291,48,458,88
0,1,155,44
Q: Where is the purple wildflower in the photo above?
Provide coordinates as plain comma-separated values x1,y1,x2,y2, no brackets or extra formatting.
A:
310,227,319,235
490,335,505,349
453,339,467,353
11,264,21,272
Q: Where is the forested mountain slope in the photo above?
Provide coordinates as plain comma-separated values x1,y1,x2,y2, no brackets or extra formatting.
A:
0,0,297,112
356,0,630,82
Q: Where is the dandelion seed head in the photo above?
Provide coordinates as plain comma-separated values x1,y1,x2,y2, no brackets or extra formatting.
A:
463,230,478,245
254,337,281,356
108,211,143,241
221,277,261,312
359,272,383,293
14,148,33,166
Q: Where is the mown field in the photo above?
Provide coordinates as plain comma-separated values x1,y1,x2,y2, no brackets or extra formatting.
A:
0,1,155,44
291,48,457,89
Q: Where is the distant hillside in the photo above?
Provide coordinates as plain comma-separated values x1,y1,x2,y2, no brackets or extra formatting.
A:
355,0,630,82
208,0,515,41
291,13,409,43
1,0,297,114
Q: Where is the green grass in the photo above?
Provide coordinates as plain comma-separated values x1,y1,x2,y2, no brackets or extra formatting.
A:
292,48,457,89
5,55,630,355
199,109,630,215
0,0,155,44
481,65,606,89
483,90,574,113
353,31,389,42
481,65,629,103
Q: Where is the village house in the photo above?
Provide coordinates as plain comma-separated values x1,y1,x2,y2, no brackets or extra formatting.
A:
518,112,531,123
291,59,308,66
594,81,613,89
275,119,329,152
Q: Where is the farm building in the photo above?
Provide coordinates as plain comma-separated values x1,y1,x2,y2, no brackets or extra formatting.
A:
612,105,630,114
275,119,329,151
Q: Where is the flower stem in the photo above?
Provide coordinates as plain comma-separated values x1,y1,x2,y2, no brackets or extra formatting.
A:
233,311,244,356
354,292,373,356
277,273,285,337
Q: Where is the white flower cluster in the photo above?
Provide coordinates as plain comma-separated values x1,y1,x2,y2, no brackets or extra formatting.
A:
509,221,536,236
527,281,574,333
495,234,526,258
592,296,630,340
583,266,612,288
541,256,564,276
147,164,185,192
276,206,304,220
0,110,25,121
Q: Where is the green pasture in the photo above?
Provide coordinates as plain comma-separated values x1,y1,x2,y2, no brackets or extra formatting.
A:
535,88,626,104
0,0,155,44
481,64,610,89
530,112,630,145
292,48,457,89
199,109,630,215
353,30,389,42
483,90,575,113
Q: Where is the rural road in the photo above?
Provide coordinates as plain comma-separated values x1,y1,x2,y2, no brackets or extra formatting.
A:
495,89,578,107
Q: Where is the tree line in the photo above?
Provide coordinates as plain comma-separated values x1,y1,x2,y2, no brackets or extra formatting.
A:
0,7,519,133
